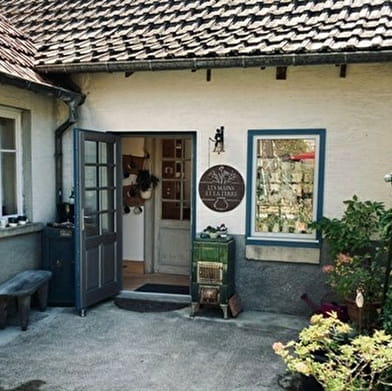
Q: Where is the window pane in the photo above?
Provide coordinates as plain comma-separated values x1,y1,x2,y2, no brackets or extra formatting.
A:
85,141,97,163
0,118,15,150
1,152,17,215
255,138,316,235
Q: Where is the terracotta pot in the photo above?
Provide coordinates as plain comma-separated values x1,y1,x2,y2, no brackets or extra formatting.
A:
344,299,381,329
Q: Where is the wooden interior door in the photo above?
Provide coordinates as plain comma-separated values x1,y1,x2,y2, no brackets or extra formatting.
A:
154,137,192,275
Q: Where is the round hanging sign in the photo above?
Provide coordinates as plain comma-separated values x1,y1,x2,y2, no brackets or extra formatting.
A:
198,165,245,212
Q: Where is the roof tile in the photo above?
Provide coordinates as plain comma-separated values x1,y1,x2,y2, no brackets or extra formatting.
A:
0,0,390,68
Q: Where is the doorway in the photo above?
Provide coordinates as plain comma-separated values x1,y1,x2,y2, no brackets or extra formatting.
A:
121,134,194,293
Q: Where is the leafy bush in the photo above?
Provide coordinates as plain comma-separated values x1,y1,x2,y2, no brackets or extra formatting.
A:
311,195,385,258
383,288,392,335
322,254,384,302
273,313,392,391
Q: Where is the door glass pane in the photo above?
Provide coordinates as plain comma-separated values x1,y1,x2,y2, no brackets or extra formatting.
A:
162,139,174,158
1,152,17,215
85,214,98,236
162,181,178,200
184,161,191,180
99,166,109,187
184,139,192,159
175,162,182,178
100,212,114,233
175,139,182,158
85,141,97,163
99,189,111,210
162,161,175,178
85,166,97,188
183,181,190,202
162,202,180,220
99,142,108,164
85,190,98,214
161,138,192,221
0,118,15,149
183,201,191,220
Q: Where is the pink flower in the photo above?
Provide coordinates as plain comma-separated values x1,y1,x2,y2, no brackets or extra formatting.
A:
272,342,285,353
294,362,311,375
322,264,334,273
336,253,353,265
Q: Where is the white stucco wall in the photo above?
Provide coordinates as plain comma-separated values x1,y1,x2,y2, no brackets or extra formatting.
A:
0,84,57,223
66,63,392,235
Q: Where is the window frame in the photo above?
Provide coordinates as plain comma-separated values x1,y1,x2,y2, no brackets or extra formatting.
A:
246,128,326,248
0,106,23,218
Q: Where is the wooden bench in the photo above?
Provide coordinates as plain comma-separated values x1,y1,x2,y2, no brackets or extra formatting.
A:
0,270,52,331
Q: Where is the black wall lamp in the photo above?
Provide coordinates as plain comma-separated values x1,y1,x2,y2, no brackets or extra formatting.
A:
210,126,225,154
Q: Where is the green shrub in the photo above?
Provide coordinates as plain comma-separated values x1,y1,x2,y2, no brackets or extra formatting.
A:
273,313,392,391
383,288,392,335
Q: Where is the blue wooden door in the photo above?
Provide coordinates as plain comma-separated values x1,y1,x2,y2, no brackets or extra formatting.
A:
74,129,122,315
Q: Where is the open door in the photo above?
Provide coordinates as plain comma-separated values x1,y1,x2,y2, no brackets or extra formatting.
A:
154,137,192,275
74,129,122,315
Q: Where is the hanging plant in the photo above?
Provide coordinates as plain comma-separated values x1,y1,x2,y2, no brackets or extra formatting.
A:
136,169,159,199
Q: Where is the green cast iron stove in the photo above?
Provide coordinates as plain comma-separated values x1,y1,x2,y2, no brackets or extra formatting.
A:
191,236,235,319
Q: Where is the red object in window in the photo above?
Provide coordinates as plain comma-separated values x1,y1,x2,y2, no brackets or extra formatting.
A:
290,152,315,161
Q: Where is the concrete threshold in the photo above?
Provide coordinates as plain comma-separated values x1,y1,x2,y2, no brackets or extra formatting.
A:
118,290,192,304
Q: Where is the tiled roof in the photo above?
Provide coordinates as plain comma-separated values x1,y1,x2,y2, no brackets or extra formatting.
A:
0,0,391,69
0,13,55,86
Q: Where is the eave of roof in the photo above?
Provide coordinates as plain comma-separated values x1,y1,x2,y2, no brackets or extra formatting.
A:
0,71,83,102
35,50,392,74
0,14,82,101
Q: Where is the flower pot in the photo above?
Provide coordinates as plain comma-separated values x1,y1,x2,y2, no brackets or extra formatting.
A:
344,299,381,329
140,188,153,200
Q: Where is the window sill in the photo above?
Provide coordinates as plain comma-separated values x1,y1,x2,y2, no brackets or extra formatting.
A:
246,237,320,248
246,243,320,264
0,222,44,239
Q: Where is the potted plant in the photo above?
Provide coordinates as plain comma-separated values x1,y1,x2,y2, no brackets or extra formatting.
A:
136,169,159,199
311,195,390,329
203,225,219,239
322,253,384,328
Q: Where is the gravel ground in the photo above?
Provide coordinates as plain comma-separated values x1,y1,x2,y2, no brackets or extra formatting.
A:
0,301,307,391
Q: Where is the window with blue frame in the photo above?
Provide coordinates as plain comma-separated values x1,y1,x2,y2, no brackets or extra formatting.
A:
246,129,325,247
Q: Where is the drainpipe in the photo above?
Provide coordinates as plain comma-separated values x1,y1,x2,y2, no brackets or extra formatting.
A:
55,97,82,210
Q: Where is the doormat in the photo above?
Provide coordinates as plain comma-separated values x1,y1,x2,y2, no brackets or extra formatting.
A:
135,283,190,295
114,297,188,313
